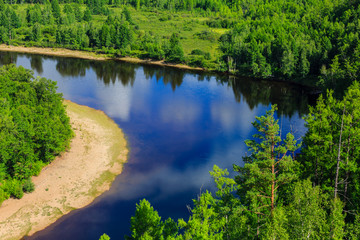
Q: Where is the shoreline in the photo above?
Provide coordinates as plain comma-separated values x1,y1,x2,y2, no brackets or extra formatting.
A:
0,44,204,72
0,100,128,240
0,44,319,89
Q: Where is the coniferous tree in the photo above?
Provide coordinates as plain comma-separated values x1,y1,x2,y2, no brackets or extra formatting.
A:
165,33,184,63
31,22,41,41
233,105,300,237
51,0,61,21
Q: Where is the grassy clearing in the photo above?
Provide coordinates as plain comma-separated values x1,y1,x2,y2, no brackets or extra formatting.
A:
129,8,223,58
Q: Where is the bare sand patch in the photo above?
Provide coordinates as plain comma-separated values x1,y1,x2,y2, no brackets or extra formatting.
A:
0,100,128,240
0,45,110,61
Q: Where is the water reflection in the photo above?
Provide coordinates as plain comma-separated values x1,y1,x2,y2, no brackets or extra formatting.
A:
0,51,315,117
56,57,88,77
55,58,137,86
143,67,185,91
0,51,314,240
228,76,311,117
0,51,17,65
29,55,43,74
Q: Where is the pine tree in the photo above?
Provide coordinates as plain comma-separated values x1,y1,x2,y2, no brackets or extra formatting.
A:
233,105,300,237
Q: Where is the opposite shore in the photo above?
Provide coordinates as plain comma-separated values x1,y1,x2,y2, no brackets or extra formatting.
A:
0,44,318,88
0,100,128,240
0,44,205,72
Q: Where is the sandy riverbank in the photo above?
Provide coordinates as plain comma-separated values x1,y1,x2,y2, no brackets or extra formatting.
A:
0,44,204,71
0,100,128,240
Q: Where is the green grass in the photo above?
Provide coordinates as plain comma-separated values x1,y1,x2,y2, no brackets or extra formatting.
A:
87,170,116,197
129,8,223,58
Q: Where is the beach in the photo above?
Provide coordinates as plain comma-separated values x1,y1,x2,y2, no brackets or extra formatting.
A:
0,100,128,239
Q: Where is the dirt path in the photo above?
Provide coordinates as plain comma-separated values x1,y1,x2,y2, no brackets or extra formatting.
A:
0,100,128,240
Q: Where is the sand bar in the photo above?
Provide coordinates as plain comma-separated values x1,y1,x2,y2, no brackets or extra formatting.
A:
0,100,128,239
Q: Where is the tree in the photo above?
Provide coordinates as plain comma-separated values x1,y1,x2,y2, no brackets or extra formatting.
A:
115,21,132,50
165,33,184,63
329,198,345,239
300,82,360,214
31,22,41,42
99,24,110,47
127,199,172,239
345,215,360,239
99,233,110,240
179,191,225,240
83,7,92,22
122,6,133,24
286,179,328,239
233,105,300,237
117,102,356,239
0,65,73,203
263,206,289,240
281,48,297,77
51,0,61,21
42,1,55,25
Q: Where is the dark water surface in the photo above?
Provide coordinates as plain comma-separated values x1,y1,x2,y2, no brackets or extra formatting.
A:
0,52,315,239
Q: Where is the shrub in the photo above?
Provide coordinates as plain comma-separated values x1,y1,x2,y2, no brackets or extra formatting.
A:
187,55,205,68
190,50,211,60
204,52,211,60
194,30,218,42
191,49,205,55
12,183,24,199
32,161,45,176
0,188,10,205
3,179,24,199
23,179,35,193
159,15,169,21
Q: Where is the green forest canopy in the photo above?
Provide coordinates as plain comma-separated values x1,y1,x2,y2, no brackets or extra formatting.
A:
0,0,359,88
0,64,73,203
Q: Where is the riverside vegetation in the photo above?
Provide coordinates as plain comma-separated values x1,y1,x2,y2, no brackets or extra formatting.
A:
0,0,359,88
116,81,360,239
0,64,73,204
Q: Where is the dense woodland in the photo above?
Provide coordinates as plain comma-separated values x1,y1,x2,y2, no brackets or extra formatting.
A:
0,64,72,203
0,0,358,87
111,81,360,239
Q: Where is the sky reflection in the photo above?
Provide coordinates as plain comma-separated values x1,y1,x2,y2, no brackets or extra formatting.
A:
0,51,310,240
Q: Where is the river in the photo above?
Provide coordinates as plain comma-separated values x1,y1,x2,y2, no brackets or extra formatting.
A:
0,51,315,239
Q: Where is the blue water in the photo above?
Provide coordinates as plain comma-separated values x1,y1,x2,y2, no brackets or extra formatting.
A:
0,52,314,239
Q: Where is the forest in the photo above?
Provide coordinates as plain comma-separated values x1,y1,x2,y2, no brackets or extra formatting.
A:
113,81,360,239
0,0,358,88
0,64,73,203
